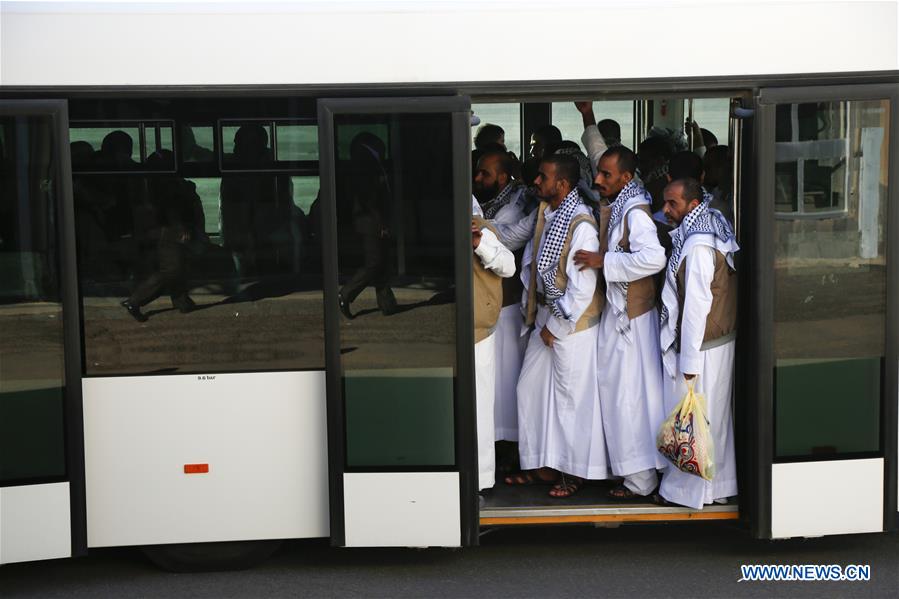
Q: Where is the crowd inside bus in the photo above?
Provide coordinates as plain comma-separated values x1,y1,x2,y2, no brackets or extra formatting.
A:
467,102,738,507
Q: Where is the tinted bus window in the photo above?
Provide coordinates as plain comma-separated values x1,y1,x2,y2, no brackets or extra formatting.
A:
0,115,67,482
71,121,175,171
182,125,215,163
221,120,317,170
773,99,889,458
74,116,324,376
276,124,318,161
332,114,457,468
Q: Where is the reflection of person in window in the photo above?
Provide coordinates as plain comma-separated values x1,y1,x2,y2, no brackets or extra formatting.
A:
220,124,273,278
94,131,144,244
220,124,301,278
71,141,118,279
180,127,214,162
121,151,199,322
338,132,397,318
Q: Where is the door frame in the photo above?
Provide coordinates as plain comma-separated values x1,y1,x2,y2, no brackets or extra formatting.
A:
751,84,899,538
0,99,86,556
316,96,478,547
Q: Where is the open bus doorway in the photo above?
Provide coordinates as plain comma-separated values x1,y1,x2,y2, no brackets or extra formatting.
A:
474,95,747,527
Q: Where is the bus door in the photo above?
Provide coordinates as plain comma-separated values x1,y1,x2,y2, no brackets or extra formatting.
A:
0,100,85,563
317,97,478,547
749,84,898,538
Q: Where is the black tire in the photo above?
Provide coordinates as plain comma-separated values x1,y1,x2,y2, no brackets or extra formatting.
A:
141,540,283,572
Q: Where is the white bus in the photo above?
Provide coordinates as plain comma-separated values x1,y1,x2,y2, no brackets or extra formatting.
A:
0,0,897,569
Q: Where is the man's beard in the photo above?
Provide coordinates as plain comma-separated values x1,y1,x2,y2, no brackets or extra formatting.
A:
601,186,623,201
473,181,500,204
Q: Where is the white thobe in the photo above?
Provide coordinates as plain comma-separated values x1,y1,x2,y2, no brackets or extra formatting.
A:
473,227,515,490
485,187,530,442
581,124,609,174
472,195,484,217
516,204,608,479
597,206,668,495
488,186,530,224
659,244,738,508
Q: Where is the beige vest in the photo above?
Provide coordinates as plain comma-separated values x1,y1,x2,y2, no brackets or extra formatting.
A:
472,217,504,343
524,202,603,333
676,249,737,345
600,202,657,319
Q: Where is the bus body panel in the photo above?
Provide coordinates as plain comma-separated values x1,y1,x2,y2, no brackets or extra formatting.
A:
771,458,884,538
0,482,71,564
343,472,461,547
82,371,329,547
1,1,897,87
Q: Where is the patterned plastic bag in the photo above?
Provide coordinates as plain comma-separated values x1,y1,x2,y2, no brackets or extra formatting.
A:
656,378,715,480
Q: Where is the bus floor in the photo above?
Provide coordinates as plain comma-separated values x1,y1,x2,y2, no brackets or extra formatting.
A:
479,479,738,526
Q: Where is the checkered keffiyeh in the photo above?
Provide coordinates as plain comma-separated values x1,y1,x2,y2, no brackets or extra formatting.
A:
604,179,653,342
537,188,583,318
665,197,735,278
639,163,668,186
608,179,650,235
482,181,524,220
659,200,739,377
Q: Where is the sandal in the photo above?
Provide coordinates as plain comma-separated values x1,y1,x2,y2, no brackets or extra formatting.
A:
608,484,643,500
549,474,585,498
651,492,672,506
504,468,558,486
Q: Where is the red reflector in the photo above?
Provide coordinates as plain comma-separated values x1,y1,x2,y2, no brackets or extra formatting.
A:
184,464,209,474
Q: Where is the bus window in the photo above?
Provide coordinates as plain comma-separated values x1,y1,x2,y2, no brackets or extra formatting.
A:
182,125,215,162
70,124,140,164
774,99,889,458
220,121,275,168
551,101,635,152
276,123,318,162
690,98,730,150
182,174,320,260
0,114,67,483
70,121,175,171
775,102,852,216
336,123,389,161
73,109,324,376
184,177,223,240
472,103,522,158
221,120,318,170
291,175,319,214
332,114,457,468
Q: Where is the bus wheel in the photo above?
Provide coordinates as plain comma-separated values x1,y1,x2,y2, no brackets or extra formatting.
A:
141,540,283,572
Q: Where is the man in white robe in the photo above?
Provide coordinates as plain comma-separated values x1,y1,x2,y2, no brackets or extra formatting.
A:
657,178,739,508
574,101,611,174
574,146,667,499
499,154,608,497
471,197,516,491
474,150,535,442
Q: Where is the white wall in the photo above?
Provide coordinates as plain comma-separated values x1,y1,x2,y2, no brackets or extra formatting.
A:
1,1,897,87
